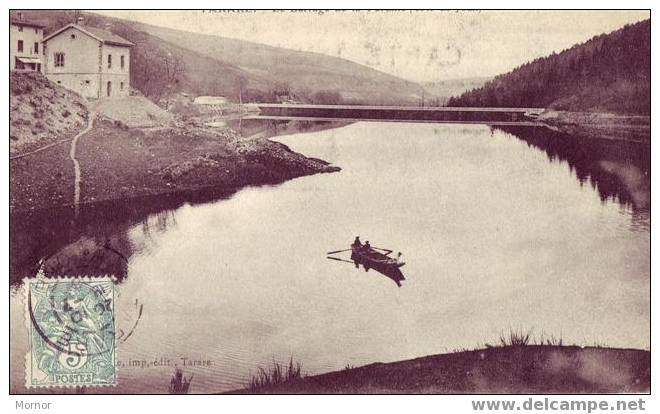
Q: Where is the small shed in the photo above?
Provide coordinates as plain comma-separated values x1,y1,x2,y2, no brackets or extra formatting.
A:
193,96,228,105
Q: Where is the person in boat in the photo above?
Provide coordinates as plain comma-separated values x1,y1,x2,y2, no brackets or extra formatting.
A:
362,243,371,272
395,251,404,266
351,236,361,268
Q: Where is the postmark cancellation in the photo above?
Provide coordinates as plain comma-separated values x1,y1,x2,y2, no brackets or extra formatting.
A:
25,277,116,388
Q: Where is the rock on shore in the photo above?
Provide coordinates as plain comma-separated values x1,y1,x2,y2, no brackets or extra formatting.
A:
10,120,339,213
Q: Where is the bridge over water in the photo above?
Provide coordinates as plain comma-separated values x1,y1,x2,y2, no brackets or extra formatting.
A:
248,104,546,126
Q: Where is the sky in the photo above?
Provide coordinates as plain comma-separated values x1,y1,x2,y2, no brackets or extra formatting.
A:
98,10,649,83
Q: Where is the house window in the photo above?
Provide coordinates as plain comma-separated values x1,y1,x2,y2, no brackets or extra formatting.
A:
85,80,91,85
15,57,23,70
34,42,39,54
54,52,65,67
120,82,124,91
108,54,112,69
17,40,23,53
120,55,125,70
17,25,23,32
70,33,76,39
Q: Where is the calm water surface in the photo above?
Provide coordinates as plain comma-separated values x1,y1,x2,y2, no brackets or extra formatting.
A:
10,122,650,393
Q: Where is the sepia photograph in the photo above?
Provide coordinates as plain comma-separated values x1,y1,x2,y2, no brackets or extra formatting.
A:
7,7,651,401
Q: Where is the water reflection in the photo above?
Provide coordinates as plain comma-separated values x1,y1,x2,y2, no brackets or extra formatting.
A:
10,121,650,393
349,252,406,287
10,119,355,285
227,118,352,139
10,121,650,286
10,187,237,286
498,126,650,230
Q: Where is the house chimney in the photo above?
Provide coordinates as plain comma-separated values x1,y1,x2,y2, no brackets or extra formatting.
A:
17,12,23,21
77,16,84,25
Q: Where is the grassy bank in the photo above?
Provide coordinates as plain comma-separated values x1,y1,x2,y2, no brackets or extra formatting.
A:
229,344,649,394
10,72,89,155
10,119,339,213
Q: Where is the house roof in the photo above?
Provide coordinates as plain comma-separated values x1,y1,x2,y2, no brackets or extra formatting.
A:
10,19,46,28
82,26,135,47
43,24,134,47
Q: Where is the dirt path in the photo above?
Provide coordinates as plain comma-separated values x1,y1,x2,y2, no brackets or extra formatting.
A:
68,112,95,215
9,138,75,161
10,111,96,162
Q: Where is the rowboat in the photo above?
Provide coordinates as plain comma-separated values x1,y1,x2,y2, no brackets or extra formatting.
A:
350,245,404,269
327,241,406,287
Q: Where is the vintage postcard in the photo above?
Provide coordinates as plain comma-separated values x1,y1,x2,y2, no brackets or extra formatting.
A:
8,9,650,398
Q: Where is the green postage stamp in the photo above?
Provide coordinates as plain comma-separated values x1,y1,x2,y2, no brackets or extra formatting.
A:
25,277,116,388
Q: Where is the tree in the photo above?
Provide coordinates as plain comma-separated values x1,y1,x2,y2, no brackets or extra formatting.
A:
446,19,649,114
311,90,342,105
130,44,186,106
159,51,185,91
236,76,247,104
132,46,162,98
55,10,83,27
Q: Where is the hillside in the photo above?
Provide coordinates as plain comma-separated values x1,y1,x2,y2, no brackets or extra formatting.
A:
17,10,426,105
16,10,277,104
10,71,89,154
122,20,426,105
422,76,491,105
448,19,650,114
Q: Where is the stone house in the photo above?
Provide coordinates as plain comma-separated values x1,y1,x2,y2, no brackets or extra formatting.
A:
10,12,46,72
42,22,134,99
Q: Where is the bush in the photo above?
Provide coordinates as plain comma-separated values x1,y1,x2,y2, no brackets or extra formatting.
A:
499,329,532,347
248,358,303,390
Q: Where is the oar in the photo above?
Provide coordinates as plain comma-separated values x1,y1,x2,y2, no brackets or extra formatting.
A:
326,256,354,264
371,247,394,254
327,248,352,255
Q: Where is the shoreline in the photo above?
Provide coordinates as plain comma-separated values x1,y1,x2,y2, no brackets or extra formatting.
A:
537,110,650,143
9,108,649,215
227,345,650,394
9,120,339,214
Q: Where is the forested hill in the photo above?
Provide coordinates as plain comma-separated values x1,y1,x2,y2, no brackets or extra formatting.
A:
448,19,650,114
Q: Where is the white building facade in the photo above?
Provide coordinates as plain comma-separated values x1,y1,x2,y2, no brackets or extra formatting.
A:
42,24,133,99
10,13,45,72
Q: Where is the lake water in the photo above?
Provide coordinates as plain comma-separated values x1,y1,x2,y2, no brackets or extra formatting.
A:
10,121,650,393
